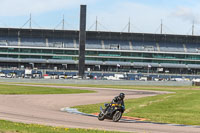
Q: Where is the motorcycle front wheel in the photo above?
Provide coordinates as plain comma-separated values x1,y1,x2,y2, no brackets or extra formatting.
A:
98,112,105,121
112,111,122,122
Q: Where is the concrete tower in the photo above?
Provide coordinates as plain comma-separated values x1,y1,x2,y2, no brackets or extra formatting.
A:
78,5,87,78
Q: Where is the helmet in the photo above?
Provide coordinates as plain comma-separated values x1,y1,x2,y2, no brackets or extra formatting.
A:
119,93,125,99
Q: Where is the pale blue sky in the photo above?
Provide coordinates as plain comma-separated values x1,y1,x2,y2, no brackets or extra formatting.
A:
0,0,200,35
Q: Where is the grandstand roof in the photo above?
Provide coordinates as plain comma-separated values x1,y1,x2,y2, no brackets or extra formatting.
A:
0,27,200,44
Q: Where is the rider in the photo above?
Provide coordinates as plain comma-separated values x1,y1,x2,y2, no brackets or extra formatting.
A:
104,93,125,115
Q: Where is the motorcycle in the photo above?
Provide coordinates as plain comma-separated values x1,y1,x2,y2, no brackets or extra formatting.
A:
98,103,125,122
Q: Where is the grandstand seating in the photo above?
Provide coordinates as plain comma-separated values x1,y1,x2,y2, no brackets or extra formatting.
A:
132,41,157,51
85,40,102,49
0,37,18,46
21,37,46,47
1,35,200,54
103,40,119,50
103,40,130,50
159,43,184,52
185,43,200,53
48,38,74,48
0,40,7,46
118,41,131,50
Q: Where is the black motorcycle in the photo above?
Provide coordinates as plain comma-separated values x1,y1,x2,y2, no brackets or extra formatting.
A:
98,103,125,122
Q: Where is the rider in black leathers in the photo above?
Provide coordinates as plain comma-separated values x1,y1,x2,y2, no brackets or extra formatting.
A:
104,93,125,115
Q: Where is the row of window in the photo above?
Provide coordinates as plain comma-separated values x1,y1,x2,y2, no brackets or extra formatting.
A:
2,47,200,62
0,48,78,55
1,48,200,60
1,54,200,65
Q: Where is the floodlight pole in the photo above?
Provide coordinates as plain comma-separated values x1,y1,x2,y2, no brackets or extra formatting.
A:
192,20,194,36
160,19,163,34
62,14,65,30
128,17,131,33
95,16,98,31
29,13,32,29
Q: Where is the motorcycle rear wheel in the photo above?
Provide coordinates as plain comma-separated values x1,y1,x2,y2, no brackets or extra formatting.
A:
98,112,105,121
112,111,122,122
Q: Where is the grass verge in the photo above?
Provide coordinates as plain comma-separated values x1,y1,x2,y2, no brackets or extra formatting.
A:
0,84,94,94
74,85,200,126
1,82,200,125
0,120,127,133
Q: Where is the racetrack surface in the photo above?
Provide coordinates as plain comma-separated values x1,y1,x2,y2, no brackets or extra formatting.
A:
0,84,199,133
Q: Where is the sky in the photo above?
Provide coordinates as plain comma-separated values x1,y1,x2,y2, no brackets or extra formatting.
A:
0,0,200,35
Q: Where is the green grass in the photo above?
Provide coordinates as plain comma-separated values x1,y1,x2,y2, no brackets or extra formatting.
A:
1,82,200,125
74,85,200,126
0,84,94,94
0,120,126,133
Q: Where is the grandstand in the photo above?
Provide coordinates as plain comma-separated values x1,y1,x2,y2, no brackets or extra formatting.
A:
0,27,200,75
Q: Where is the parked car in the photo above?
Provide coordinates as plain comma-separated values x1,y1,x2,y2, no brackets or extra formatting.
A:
0,73,6,78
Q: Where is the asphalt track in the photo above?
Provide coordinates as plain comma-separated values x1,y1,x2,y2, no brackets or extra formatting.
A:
0,84,199,133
